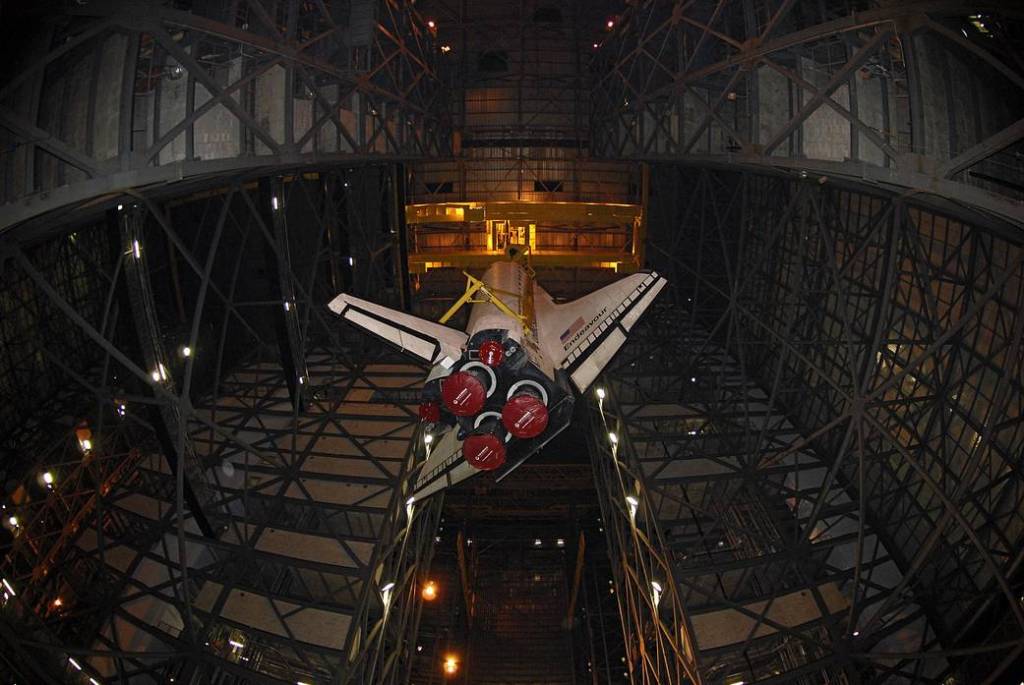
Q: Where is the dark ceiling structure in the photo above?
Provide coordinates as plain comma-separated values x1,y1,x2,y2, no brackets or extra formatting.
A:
0,1,1022,684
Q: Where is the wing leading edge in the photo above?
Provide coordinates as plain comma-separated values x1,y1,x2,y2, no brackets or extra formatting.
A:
328,293,467,366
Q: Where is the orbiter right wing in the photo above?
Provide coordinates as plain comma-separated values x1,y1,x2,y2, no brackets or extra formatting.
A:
328,293,467,367
541,271,667,392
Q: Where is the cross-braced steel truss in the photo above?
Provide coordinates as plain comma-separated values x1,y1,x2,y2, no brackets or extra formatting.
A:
590,0,1024,226
589,164,1023,684
0,0,450,233
0,165,441,684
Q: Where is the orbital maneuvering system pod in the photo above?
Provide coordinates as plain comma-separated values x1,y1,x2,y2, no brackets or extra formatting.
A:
328,250,667,500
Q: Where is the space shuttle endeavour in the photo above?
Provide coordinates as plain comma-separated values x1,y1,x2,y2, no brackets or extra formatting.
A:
328,253,666,500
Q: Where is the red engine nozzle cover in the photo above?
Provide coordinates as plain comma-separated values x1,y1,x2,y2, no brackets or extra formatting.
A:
502,392,549,439
418,400,441,423
463,433,506,471
478,340,504,367
441,370,487,416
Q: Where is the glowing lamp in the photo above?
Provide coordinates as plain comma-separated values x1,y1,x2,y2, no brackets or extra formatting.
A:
443,655,459,676
421,580,438,601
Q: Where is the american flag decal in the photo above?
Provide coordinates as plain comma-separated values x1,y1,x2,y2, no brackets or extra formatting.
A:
560,316,586,343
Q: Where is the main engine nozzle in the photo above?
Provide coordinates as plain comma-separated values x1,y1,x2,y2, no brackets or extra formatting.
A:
441,362,496,416
463,413,507,471
501,380,549,439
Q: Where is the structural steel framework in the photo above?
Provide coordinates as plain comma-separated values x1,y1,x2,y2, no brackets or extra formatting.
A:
0,2,1022,684
589,164,1023,684
0,0,449,233
0,165,441,683
591,0,1024,225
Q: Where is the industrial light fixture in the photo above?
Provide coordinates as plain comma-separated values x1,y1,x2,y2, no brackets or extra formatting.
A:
596,387,606,400
90,677,101,685
8,515,18,528
271,196,279,211
150,369,161,382
533,538,542,547
421,580,438,601
443,654,458,676
381,581,396,610
440,45,451,53
228,639,245,650
556,538,565,547
606,19,614,28
625,495,639,522
2,578,15,596
43,471,54,485
53,597,63,607
68,657,82,670
132,239,141,259
181,346,192,357
427,19,436,28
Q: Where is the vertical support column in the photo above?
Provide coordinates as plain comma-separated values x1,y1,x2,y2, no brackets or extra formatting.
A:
392,163,412,312
110,203,216,539
634,163,650,270
258,175,308,411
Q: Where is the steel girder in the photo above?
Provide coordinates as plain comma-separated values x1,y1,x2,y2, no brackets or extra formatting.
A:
0,0,451,233
592,163,1022,683
0,165,438,683
589,0,1024,227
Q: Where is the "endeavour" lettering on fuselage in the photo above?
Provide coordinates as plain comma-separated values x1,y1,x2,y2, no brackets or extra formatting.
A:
562,306,607,352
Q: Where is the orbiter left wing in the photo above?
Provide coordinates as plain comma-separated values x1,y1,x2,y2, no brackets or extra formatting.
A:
541,271,668,392
328,293,467,366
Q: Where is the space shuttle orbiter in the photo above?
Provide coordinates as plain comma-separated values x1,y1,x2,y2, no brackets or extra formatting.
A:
328,253,667,500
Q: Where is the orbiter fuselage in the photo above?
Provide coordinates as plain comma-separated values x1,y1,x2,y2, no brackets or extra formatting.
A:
328,258,666,499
